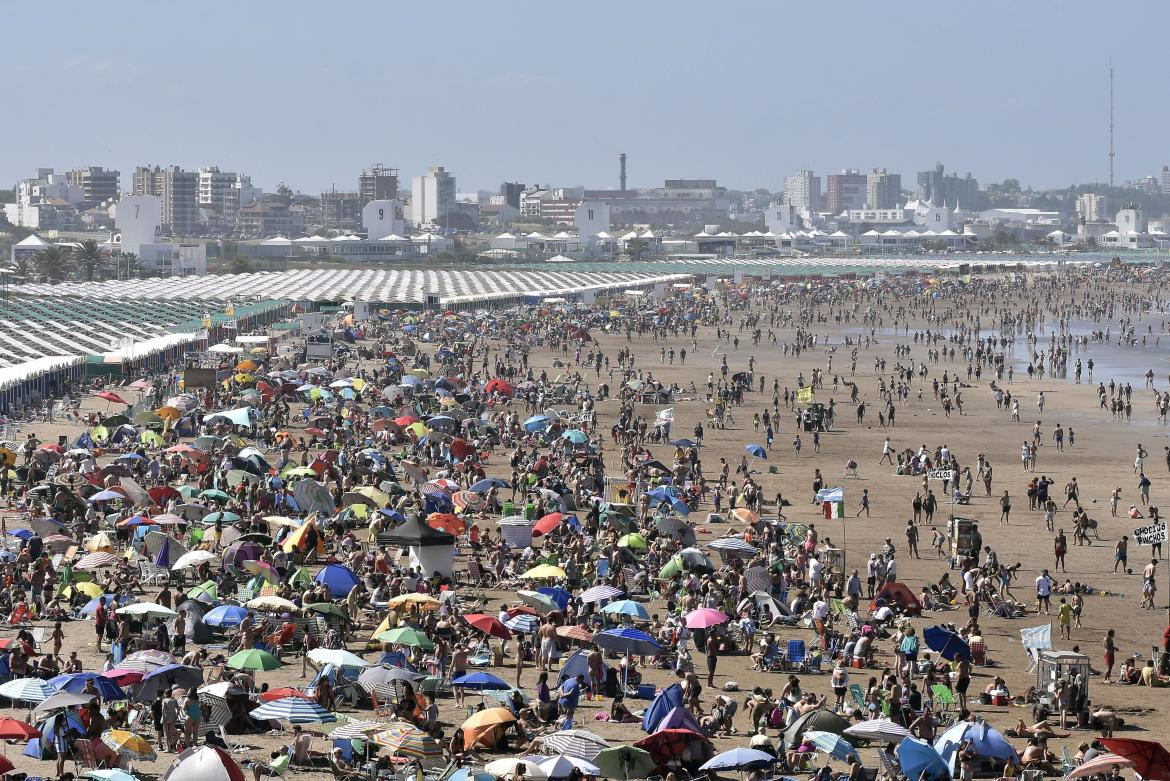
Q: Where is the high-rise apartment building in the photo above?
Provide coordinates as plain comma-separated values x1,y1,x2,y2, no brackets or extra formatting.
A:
783,169,821,213
916,163,981,208
865,168,902,210
132,165,198,235
1077,193,1107,222
825,169,868,213
500,182,526,210
65,166,120,208
359,164,399,202
411,166,456,226
197,167,258,222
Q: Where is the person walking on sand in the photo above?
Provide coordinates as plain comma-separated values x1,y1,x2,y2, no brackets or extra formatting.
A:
856,488,870,518
1113,535,1128,574
999,491,1011,524
1035,569,1054,615
1054,530,1067,572
880,437,894,465
1137,444,1149,475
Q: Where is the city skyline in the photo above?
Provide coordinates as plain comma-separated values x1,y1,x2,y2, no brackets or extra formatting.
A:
5,1,1169,194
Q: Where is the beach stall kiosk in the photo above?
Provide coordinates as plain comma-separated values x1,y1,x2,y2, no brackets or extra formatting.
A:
381,515,456,579
1035,649,1090,718
948,516,980,566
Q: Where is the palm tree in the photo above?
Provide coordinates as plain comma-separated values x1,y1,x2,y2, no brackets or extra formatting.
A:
73,239,110,282
33,246,74,283
9,255,33,283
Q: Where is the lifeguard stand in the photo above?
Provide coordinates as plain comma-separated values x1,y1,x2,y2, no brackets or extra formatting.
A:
1035,649,1090,699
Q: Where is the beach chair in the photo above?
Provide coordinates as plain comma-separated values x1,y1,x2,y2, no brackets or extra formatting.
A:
930,684,955,712
1061,746,1074,778
876,749,901,781
72,738,98,773
219,725,251,758
785,639,806,671
849,683,867,710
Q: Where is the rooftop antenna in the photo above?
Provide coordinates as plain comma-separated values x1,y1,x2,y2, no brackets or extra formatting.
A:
1109,65,1115,190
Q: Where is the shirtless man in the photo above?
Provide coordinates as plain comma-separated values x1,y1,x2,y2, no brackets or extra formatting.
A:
537,619,557,672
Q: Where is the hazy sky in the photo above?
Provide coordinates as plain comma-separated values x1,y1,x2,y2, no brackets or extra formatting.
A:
6,1,1165,195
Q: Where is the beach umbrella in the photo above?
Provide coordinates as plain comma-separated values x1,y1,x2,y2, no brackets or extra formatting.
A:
934,721,1018,765
227,649,281,671
0,717,40,739
445,770,494,781
241,560,280,583
77,552,119,570
805,730,860,763
117,602,178,619
708,537,757,557
119,650,178,673
522,563,566,579
1099,740,1170,781
594,628,660,657
329,719,390,740
463,613,512,640
923,625,972,662
386,593,442,612
245,595,298,612
540,755,600,777
372,723,443,763
102,669,145,687
161,745,247,781
562,430,589,444
307,648,370,668
485,757,549,780
897,737,951,781
731,507,760,524
532,512,565,536
785,708,852,748
172,550,216,571
602,600,650,622
133,664,203,700
469,477,510,492
845,718,911,743
49,672,127,700
96,391,127,405
579,584,623,604
358,666,424,693
540,729,610,760
452,672,511,691
1068,753,1137,779
34,690,94,716
505,614,541,633
745,444,767,459
187,581,218,603
700,747,776,771
685,608,729,629
556,624,594,643
426,512,465,535
0,677,53,703
460,706,516,731
377,627,435,650
594,746,657,779
249,697,336,724
101,729,158,762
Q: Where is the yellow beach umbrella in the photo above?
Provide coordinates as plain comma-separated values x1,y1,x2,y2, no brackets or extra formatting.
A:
521,564,566,580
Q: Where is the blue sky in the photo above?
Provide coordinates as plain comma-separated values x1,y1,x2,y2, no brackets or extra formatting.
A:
5,1,1164,194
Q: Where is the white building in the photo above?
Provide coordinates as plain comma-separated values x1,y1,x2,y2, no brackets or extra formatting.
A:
4,168,84,229
411,166,456,227
783,169,820,214
197,167,260,222
114,195,206,275
10,234,51,265
764,203,799,234
840,207,910,225
574,201,610,245
1076,193,1107,223
977,208,1060,227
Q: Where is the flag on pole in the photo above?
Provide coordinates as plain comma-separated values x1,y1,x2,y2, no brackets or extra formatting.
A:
797,387,814,403
816,487,844,518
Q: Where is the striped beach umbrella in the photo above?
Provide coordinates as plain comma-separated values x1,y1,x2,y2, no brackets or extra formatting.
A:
330,719,390,740
0,677,53,703
249,696,336,724
372,723,443,763
805,730,859,763
579,584,623,604
708,537,758,556
505,614,540,634
76,552,119,570
541,729,610,761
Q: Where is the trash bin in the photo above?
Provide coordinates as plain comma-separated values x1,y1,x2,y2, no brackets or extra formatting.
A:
524,502,537,520
501,500,514,517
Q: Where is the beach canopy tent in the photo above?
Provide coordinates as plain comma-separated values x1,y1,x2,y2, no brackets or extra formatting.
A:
557,649,613,687
642,683,683,733
381,515,456,578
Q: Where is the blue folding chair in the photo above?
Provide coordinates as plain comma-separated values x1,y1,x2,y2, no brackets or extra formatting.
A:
785,639,806,671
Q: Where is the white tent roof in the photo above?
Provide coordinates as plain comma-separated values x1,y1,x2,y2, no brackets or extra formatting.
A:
641,230,656,239
261,236,291,245
544,255,576,263
553,231,574,239
378,234,409,242
495,232,517,239
526,232,547,239
620,231,640,240
829,230,849,238
595,231,614,239
14,235,50,248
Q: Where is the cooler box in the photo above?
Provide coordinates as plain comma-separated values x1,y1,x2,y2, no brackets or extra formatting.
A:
636,684,656,700
501,500,515,517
